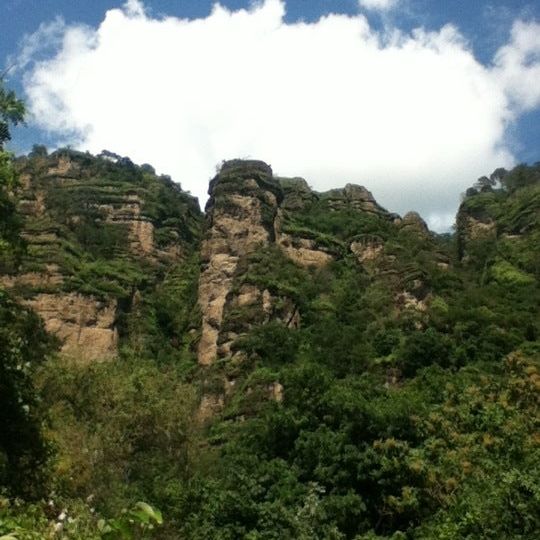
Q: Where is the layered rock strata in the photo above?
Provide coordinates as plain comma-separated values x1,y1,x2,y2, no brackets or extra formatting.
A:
197,160,282,365
320,183,397,219
25,293,118,362
197,161,430,365
3,149,202,361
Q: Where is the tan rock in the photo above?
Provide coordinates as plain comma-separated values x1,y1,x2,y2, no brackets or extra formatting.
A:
395,291,427,313
467,216,496,240
270,382,284,402
23,293,118,362
277,233,334,268
1,265,64,289
46,155,76,177
129,219,154,254
196,394,225,424
236,284,262,308
321,183,390,216
262,289,273,315
401,211,430,235
198,254,238,366
101,195,156,255
197,161,281,365
350,240,383,263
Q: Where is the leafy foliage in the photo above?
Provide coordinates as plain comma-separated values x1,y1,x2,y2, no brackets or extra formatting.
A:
0,82,54,499
172,162,539,538
0,291,54,497
0,81,25,148
1,138,539,539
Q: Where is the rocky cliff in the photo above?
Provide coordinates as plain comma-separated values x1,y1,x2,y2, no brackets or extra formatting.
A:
4,148,539,540
197,160,282,366
2,152,449,366
456,164,540,270
1,149,202,360
196,160,445,370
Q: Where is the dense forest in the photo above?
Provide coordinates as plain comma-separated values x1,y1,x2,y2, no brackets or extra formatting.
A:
1,82,539,539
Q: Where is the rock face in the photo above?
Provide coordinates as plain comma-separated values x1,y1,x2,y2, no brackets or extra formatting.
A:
320,184,391,217
95,194,155,255
276,232,335,268
3,149,203,361
456,198,497,262
24,293,118,362
278,177,316,211
7,152,437,367
400,212,430,236
350,236,384,264
196,160,434,365
197,160,282,365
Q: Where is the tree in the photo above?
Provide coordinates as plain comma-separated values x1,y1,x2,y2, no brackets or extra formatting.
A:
0,79,25,149
0,291,53,497
474,175,495,192
0,81,25,269
489,167,507,186
29,144,48,158
0,81,53,497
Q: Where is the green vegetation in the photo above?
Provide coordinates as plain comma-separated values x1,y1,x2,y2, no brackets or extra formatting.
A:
0,83,538,537
0,290,54,498
10,146,203,304
171,164,539,538
0,81,50,501
0,84,193,538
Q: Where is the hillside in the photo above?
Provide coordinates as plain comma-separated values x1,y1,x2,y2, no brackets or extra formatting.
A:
2,148,203,361
0,151,539,539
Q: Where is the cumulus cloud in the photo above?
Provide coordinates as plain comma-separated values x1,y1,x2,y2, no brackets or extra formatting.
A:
492,20,540,112
18,0,540,230
358,0,399,12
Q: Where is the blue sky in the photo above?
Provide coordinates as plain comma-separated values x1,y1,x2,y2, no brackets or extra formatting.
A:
2,0,539,229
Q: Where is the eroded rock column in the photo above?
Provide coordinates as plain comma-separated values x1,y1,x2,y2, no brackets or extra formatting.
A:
197,160,282,365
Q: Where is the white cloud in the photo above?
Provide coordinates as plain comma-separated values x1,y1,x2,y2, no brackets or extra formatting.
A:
9,17,67,72
124,0,146,18
492,20,540,112
18,0,540,231
358,0,398,12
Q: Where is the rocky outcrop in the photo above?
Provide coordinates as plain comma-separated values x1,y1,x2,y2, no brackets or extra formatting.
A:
197,160,282,365
8,151,442,370
217,284,300,359
278,177,316,211
96,194,155,255
1,264,64,290
320,183,393,218
400,212,430,236
456,200,497,261
197,163,438,366
350,235,384,264
277,232,335,268
24,293,118,362
463,216,496,240
3,149,203,362
15,150,202,263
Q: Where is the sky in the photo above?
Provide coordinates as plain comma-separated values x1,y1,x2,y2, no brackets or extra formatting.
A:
2,0,540,231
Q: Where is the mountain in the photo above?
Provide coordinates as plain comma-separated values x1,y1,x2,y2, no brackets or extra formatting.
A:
0,151,539,539
2,148,202,361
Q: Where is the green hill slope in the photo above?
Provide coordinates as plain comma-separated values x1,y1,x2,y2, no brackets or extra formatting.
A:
0,155,538,540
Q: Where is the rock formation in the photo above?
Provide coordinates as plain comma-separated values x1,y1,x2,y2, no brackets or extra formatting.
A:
320,183,395,218
197,160,282,365
400,211,430,236
2,149,202,360
278,177,316,211
276,231,335,268
196,160,433,365
4,152,442,366
25,293,118,362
